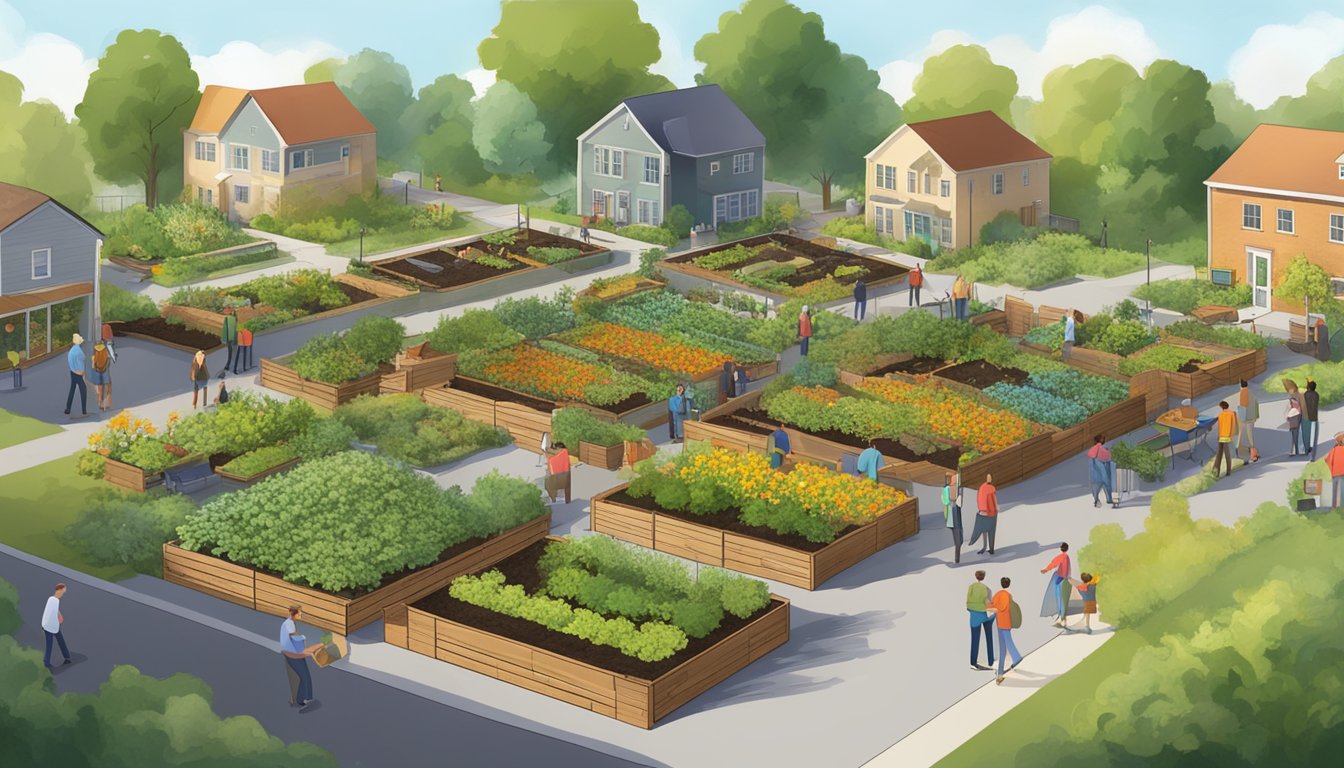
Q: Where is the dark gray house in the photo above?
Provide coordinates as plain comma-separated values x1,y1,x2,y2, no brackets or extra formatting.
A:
0,182,103,371
577,84,766,231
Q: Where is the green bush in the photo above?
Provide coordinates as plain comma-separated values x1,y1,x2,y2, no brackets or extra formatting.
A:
288,418,356,460
695,243,759,271
101,203,251,260
763,386,927,445
617,223,679,246
1117,343,1212,376
334,394,511,468
152,245,279,287
1263,361,1344,405
248,270,348,312
63,490,195,576
289,316,405,384
662,205,693,239
637,247,666,278
525,246,581,264
178,452,544,592
0,578,16,636
119,439,180,474
100,284,159,323
1111,440,1168,482
1092,319,1156,356
172,391,315,457
426,310,522,355
1132,278,1253,314
1162,319,1272,350
492,291,577,338
550,407,644,448
979,210,1033,244
928,233,1142,288
342,315,404,367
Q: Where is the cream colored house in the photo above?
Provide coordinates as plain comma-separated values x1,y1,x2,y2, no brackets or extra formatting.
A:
183,82,377,223
864,111,1052,251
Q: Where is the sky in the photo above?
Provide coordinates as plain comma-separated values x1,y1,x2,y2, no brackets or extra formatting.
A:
3,0,1344,117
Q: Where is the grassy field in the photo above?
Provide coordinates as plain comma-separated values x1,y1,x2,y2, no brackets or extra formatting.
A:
0,408,61,450
326,216,492,258
0,453,136,581
934,511,1335,767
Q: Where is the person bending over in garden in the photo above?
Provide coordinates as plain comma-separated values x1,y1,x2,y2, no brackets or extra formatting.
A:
967,473,999,555
965,570,993,670
1214,400,1237,478
1070,572,1100,634
1325,433,1344,508
1087,434,1117,508
856,439,884,482
943,472,963,563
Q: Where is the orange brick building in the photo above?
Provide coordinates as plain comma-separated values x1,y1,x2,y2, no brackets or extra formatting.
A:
1206,124,1344,312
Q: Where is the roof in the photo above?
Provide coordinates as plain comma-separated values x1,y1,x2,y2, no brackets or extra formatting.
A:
1206,123,1344,198
189,85,248,134
0,181,102,236
248,82,375,145
620,85,765,157
0,282,93,315
902,111,1051,172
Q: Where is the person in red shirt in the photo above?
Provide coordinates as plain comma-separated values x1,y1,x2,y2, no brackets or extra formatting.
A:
546,442,572,504
908,264,923,307
1039,542,1072,627
798,305,813,356
1325,433,1344,508
990,577,1022,683
967,473,999,555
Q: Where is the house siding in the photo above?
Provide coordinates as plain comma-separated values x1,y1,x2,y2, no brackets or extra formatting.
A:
0,203,98,294
691,149,764,227
219,99,282,153
578,107,665,226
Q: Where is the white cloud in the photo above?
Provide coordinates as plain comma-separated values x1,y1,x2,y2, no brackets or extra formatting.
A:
190,40,343,90
1228,13,1344,109
647,17,702,89
0,32,95,116
878,5,1161,104
462,67,496,99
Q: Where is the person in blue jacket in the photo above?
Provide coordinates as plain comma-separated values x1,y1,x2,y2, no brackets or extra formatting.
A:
668,384,688,442
768,426,791,469
853,280,867,320
733,365,750,397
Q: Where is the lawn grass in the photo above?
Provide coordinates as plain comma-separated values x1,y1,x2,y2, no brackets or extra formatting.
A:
325,216,492,258
527,206,585,228
0,408,62,450
0,453,137,581
151,251,296,287
934,513,1334,767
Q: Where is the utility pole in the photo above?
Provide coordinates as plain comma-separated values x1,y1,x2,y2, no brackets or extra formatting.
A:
1145,238,1153,328
359,225,367,264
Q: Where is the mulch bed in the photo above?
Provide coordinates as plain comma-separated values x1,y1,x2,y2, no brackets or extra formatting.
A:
606,488,847,553
412,539,780,680
667,234,908,289
935,359,1029,389
710,408,961,469
373,249,521,289
870,356,948,377
450,375,652,416
109,318,222,351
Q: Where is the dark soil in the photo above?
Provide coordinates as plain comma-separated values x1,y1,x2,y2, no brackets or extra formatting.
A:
936,359,1029,389
870,356,948,377
109,318,221,351
412,539,781,680
1176,359,1205,373
372,249,523,289
710,408,962,469
668,234,909,289
458,227,606,261
606,488,848,552
207,452,238,470
450,375,557,412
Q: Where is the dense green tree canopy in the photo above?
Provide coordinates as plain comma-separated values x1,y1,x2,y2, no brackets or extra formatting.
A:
405,75,489,185
1032,57,1140,165
305,49,414,159
1262,54,1344,130
0,70,93,209
472,81,552,177
903,45,1018,124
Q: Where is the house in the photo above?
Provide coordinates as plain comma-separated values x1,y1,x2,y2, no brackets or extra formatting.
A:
576,84,765,230
1205,123,1344,312
864,111,1052,251
0,181,103,369
183,82,376,223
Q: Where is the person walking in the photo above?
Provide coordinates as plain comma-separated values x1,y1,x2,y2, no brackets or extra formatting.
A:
63,333,88,418
237,326,254,372
1063,310,1076,360
1070,573,1101,633
1326,433,1344,508
89,337,115,413
1214,400,1237,478
718,362,736,405
966,570,994,670
733,364,750,398
41,583,72,668
798,305,813,356
1039,543,1072,627
943,472,964,563
856,439,884,482
190,350,210,409
908,264,923,307
433,173,443,193
951,274,970,320
220,308,239,378
768,426,791,470
1302,379,1320,459
546,442,572,504
580,217,591,245
1315,316,1331,362
1087,434,1117,508
1237,379,1259,462
279,606,323,711
853,279,867,321
967,473,999,555
667,384,688,442
1284,379,1304,457
991,577,1023,684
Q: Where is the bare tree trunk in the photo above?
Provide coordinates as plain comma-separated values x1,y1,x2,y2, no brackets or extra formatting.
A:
819,172,832,211
145,150,158,210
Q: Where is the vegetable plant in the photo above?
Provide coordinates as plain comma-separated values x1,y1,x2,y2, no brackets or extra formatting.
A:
550,407,644,448
334,394,511,467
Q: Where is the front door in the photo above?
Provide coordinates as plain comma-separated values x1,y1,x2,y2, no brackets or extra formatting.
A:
1248,248,1272,309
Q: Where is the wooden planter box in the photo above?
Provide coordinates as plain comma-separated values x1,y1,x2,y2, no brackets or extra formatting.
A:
260,357,385,411
591,488,919,589
383,549,790,728
578,440,624,470
380,350,457,395
577,276,666,303
162,513,550,635
103,457,163,493
970,309,1009,334
624,439,657,466
214,456,300,485
162,272,413,336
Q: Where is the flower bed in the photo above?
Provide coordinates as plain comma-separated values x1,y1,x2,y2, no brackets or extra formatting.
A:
856,377,1036,459
557,322,733,378
386,536,788,727
581,289,784,362
161,270,409,336
457,343,664,409
80,410,191,492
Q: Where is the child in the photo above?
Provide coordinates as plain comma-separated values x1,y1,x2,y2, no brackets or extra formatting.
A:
1072,573,1100,633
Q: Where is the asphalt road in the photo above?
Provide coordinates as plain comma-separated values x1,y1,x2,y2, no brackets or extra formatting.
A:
1,552,650,768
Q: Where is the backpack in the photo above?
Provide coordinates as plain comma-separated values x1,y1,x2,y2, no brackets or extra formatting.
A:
92,343,110,372
1009,598,1023,629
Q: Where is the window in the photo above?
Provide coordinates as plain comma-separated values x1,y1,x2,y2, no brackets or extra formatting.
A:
197,187,214,206
923,173,931,195
940,179,951,197
1277,207,1295,234
875,164,897,190
874,206,895,235
709,161,720,175
592,147,623,178
31,248,50,279
713,189,759,224
1023,167,1031,187
231,145,249,171
341,145,350,159
907,171,916,193
260,149,279,174
193,141,216,162
643,156,661,184
591,189,607,217
1331,213,1344,244
612,149,623,178
1242,202,1262,230
991,172,1004,195
249,125,257,136
904,211,932,239
940,217,953,245
637,199,662,226
234,185,250,204
1338,165,1344,180
616,191,630,223
732,152,754,174
291,149,313,170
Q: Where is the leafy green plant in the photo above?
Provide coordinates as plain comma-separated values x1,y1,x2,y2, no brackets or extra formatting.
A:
662,205,693,239
1023,369,1130,415
833,264,867,278
342,315,404,367
288,418,356,460
63,490,195,575
120,438,180,474
426,310,522,355
550,407,644,448
101,284,160,322
927,233,1143,288
101,203,251,260
1162,319,1272,350
290,334,375,384
1263,361,1344,405
694,244,759,271
637,247,667,278
617,224,679,246
218,445,298,477
172,391,315,457
1092,319,1156,356
152,245,280,287
791,357,838,387
1132,278,1253,314
334,394,511,468
1117,343,1212,375
492,291,576,338
1111,440,1168,482
983,383,1089,428
481,228,519,246
460,249,516,270
525,246,581,264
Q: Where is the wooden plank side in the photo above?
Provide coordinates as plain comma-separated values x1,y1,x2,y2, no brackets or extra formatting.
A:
875,498,920,549
407,609,437,657
810,525,877,588
654,515,724,565
591,498,655,548
383,604,409,648
614,677,653,728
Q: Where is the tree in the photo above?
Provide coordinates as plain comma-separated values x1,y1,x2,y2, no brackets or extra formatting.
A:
478,0,672,167
903,45,1018,124
694,0,900,209
1275,254,1334,318
472,81,552,177
1262,54,1344,130
404,75,489,185
1206,81,1260,146
0,70,93,210
75,30,199,208
1032,57,1140,165
306,49,414,159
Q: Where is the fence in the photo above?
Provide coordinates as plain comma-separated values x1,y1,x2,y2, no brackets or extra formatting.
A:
1046,213,1080,233
93,194,146,213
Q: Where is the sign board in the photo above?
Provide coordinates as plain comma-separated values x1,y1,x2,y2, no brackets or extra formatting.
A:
1303,478,1323,496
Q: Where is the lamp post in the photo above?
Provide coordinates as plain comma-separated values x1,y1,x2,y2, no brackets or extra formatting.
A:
1145,238,1153,328
359,225,367,264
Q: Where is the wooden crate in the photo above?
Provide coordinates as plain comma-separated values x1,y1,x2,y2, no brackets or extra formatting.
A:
259,357,383,410
578,441,624,471
387,584,790,728
591,489,919,590
422,384,497,426
102,457,160,493
381,352,457,394
970,309,1009,334
496,400,553,453
1004,296,1035,336
162,513,550,635
214,456,300,485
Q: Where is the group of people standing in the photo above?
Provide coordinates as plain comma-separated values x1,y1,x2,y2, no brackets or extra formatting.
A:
63,328,118,417
942,472,1000,564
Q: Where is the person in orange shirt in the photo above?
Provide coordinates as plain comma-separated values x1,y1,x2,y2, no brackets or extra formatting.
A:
990,576,1022,683
1214,400,1237,479
908,264,923,307
546,442,572,504
1325,433,1344,508
1039,542,1072,627
235,326,254,373
798,305,813,356
967,473,999,555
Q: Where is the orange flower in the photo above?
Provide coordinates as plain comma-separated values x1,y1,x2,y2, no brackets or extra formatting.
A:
561,322,731,377
856,378,1031,453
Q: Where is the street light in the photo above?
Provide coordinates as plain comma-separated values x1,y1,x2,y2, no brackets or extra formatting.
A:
359,225,367,264
1145,238,1153,328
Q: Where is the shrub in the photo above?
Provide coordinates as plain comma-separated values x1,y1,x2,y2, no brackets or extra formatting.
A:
76,450,107,479
101,203,250,259
662,205,693,239
928,233,1143,289
218,445,298,477
0,578,16,636
426,310,522,354
979,210,1032,244
288,418,356,460
334,394,511,467
409,204,458,230
152,245,279,287
172,391,315,457
618,223,679,247
1117,343,1212,376
1162,319,1271,350
1111,440,1168,482
492,291,576,338
63,490,195,575
1262,361,1344,405
342,315,404,367
525,246,581,264
550,407,644,448
178,452,543,592
290,333,374,384
637,247,666,279
1091,319,1156,356
101,284,159,323
1132,278,1253,314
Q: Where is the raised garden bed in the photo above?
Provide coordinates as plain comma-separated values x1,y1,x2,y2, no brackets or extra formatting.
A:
164,512,550,635
372,228,611,292
260,356,389,411
109,318,222,353
103,456,166,493
577,440,625,470
378,347,458,395
592,485,919,590
213,455,300,484
384,537,789,728
1019,339,1266,403
936,359,1029,389
161,272,412,337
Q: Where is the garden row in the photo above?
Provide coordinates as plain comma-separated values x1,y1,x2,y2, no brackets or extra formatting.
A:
369,226,611,293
